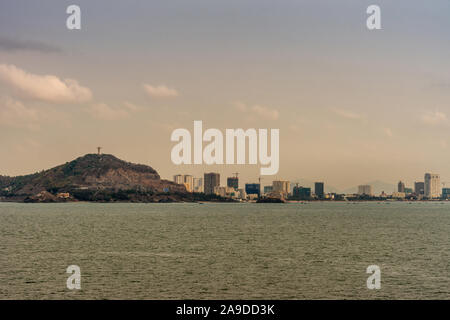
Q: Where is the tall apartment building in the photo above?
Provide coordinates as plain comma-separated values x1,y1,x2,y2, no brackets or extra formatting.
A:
227,177,239,190
398,181,405,193
357,185,372,196
173,174,184,185
314,182,324,198
204,173,220,195
414,181,424,195
183,175,194,192
424,173,440,198
193,178,203,193
272,180,290,197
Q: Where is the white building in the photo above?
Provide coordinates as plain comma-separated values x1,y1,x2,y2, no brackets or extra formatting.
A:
193,178,203,193
424,173,440,198
272,180,290,197
173,174,184,184
357,185,372,196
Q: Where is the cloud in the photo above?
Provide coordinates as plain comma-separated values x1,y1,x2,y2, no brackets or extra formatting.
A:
233,101,279,120
0,96,40,130
421,110,448,125
0,37,61,53
143,84,179,98
331,108,364,120
383,127,393,137
86,103,130,121
0,64,92,103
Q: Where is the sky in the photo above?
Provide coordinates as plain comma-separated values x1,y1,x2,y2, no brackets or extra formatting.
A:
1,0,450,192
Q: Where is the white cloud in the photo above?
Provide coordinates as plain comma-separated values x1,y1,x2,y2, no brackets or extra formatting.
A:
383,127,393,137
421,110,448,125
331,108,364,120
0,64,92,103
0,96,40,130
86,101,142,121
233,101,279,120
143,84,179,98
86,103,130,121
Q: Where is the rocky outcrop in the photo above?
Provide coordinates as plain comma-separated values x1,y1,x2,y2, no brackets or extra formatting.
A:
1,154,187,201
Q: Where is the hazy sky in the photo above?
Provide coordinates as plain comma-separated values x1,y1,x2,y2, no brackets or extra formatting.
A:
1,0,450,191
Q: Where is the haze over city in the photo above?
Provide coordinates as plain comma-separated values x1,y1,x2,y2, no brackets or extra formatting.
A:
1,0,450,191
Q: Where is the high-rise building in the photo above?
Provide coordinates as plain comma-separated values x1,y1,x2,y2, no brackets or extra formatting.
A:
357,185,372,196
398,181,405,193
183,175,194,192
245,183,261,197
442,188,450,199
293,186,311,200
314,182,324,198
173,174,184,185
272,180,290,197
193,178,203,193
414,182,425,195
424,173,440,198
204,172,220,195
263,186,273,194
227,177,239,190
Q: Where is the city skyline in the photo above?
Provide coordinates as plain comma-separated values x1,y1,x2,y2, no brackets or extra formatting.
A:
2,1,450,190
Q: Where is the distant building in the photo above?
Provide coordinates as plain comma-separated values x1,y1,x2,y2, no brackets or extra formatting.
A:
357,185,372,196
227,177,239,190
442,188,450,199
245,183,261,197
183,175,194,192
414,182,425,195
173,174,194,192
424,173,440,198
263,186,273,194
293,186,311,200
272,180,290,197
398,181,405,193
404,187,413,195
214,186,235,198
237,188,247,200
193,178,203,193
314,182,324,199
204,172,220,195
392,192,406,199
173,174,184,185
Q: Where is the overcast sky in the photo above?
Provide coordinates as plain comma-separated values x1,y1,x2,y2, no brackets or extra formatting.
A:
1,0,450,191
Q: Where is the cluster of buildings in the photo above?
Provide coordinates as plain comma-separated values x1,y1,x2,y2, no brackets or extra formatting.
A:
358,173,446,200
173,171,450,201
173,173,327,201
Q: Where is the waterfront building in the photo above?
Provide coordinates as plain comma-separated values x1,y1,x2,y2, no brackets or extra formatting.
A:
414,182,425,195
227,177,239,190
263,186,273,194
293,186,311,200
272,180,290,197
183,175,194,192
245,183,261,197
392,192,406,199
193,178,203,193
204,172,220,195
314,182,324,199
173,174,184,184
357,185,372,196
442,188,450,199
398,181,405,193
424,173,440,198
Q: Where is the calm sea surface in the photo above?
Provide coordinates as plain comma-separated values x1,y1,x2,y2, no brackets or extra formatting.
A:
0,202,449,299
